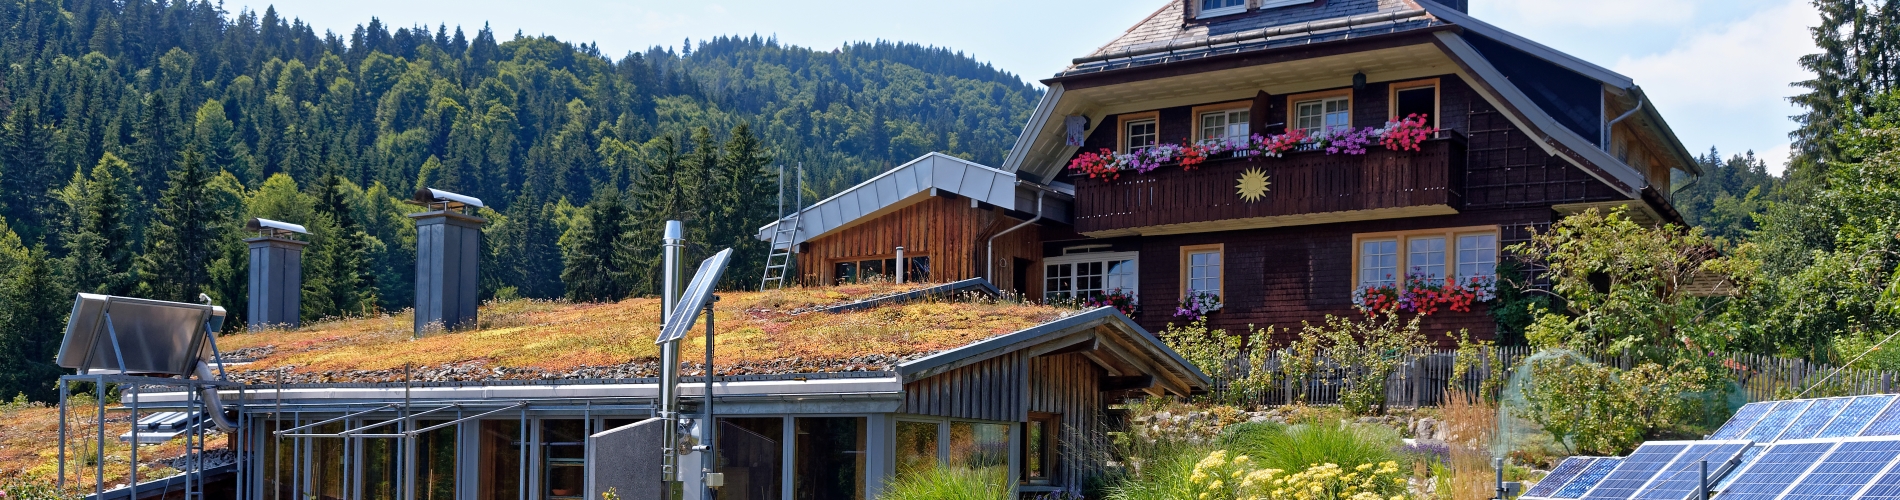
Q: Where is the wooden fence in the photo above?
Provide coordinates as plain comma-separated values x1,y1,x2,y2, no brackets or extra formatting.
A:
1223,346,1900,408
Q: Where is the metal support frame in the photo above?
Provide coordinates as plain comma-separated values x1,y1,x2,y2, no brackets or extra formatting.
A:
56,308,238,500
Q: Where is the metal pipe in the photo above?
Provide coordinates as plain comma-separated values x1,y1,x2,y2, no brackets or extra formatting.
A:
1700,460,1709,500
703,298,718,500
1494,457,1505,500
58,378,66,489
1604,96,1644,149
195,361,238,431
895,247,905,284
129,384,138,500
662,220,686,489
987,190,1044,287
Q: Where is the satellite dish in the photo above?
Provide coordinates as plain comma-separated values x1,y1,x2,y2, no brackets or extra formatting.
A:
656,249,733,344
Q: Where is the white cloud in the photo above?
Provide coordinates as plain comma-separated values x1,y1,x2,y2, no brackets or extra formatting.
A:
1611,0,1814,175
1484,0,1698,27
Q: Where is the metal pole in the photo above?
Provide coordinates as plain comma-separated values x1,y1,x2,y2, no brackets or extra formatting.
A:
59,378,67,490
895,247,905,284
129,384,139,500
703,299,718,500
1700,460,1710,500
518,406,526,500
661,220,686,492
96,375,106,496
405,364,415,500
1494,457,1504,500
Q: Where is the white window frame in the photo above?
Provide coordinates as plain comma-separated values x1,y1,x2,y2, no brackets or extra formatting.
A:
1358,239,1399,289
1180,244,1223,299
1197,108,1251,146
1352,227,1501,293
1407,236,1447,282
1456,233,1500,283
1043,251,1139,301
1124,118,1158,153
1197,0,1248,18
1258,0,1316,9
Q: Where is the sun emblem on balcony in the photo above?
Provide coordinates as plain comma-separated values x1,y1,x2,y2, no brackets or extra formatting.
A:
1236,168,1271,202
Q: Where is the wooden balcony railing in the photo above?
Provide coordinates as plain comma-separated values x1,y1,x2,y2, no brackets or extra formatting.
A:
1072,133,1466,236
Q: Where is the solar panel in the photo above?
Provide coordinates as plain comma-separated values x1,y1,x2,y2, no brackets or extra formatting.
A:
1525,457,1598,499
1862,397,1900,437
1582,442,1690,500
1742,400,1813,442
1710,402,1775,440
1777,438,1900,500
1714,441,1836,500
1857,457,1900,500
1557,458,1625,499
1634,441,1752,500
1779,397,1853,440
1714,445,1769,491
1820,395,1896,438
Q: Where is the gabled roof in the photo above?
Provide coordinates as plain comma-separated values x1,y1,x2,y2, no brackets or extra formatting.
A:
898,306,1211,396
755,152,1020,246
1009,0,1701,205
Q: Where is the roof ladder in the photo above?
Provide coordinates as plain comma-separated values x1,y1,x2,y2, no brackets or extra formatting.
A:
760,163,803,290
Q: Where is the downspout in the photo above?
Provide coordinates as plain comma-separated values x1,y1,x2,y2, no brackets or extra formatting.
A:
1603,96,1644,150
987,189,1044,287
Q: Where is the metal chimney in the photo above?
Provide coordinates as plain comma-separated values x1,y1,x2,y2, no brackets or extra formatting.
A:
660,220,685,488
244,218,310,329
408,188,486,337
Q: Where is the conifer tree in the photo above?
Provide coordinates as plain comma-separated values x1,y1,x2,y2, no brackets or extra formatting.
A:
137,150,226,302
1,105,56,241
1,245,68,401
628,135,684,295
66,153,141,295
203,171,251,329
561,186,634,302
715,123,776,289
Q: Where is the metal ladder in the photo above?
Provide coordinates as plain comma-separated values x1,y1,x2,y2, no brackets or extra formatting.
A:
759,163,803,290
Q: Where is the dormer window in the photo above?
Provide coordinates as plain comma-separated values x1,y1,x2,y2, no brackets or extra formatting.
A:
1198,0,1246,18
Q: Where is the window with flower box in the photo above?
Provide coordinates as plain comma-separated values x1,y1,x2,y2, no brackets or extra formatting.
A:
1290,90,1352,135
1043,251,1138,301
1195,104,1251,147
1352,227,1499,291
1118,111,1160,154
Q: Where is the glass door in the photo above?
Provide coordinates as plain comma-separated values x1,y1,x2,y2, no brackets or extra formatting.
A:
542,420,587,500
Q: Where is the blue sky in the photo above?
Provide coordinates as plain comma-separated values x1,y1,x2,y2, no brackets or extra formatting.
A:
229,0,1816,173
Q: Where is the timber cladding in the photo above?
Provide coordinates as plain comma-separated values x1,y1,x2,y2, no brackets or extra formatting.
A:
898,350,1110,489
796,195,1044,296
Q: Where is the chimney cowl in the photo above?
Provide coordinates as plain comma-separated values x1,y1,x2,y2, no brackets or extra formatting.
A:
411,188,485,213
246,218,310,239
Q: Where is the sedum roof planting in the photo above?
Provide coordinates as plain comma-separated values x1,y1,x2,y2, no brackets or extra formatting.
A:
217,281,1082,385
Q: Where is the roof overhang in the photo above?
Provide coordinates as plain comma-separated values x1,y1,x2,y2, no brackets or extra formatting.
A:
896,307,1212,396
756,152,1035,246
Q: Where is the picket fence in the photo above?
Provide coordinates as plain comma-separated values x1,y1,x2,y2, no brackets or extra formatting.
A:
1227,346,1900,408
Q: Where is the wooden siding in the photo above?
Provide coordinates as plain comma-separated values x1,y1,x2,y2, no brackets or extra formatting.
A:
1072,138,1465,235
901,352,1023,422
1028,353,1108,490
1062,75,1626,344
795,196,1043,295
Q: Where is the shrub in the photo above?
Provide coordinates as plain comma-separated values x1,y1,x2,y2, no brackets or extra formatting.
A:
1184,451,1411,500
1284,313,1427,415
1161,320,1276,406
1511,352,1727,455
1223,421,1405,474
878,465,1009,500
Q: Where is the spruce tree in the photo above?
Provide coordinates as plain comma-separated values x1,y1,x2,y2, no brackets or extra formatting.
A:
1,245,69,401
628,135,684,295
1,105,56,241
138,150,224,302
715,123,776,290
561,186,634,302
66,153,141,296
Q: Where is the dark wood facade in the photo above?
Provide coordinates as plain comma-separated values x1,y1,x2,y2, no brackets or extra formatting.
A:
1048,75,1628,342
796,195,1044,296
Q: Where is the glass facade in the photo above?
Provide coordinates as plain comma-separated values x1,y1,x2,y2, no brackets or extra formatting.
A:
794,417,866,500
542,420,588,500
718,418,786,500
896,421,940,475
478,420,523,500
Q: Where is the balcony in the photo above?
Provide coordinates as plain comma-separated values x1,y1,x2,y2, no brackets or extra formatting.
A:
1072,133,1465,236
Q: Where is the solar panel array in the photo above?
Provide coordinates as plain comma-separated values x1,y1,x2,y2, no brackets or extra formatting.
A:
1523,394,1900,500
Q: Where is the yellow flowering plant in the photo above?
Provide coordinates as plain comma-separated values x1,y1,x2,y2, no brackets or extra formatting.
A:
1186,450,1410,500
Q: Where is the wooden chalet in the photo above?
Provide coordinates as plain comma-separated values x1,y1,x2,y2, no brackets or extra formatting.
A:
760,0,1702,342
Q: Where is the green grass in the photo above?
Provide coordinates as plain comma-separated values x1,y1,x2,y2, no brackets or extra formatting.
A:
879,465,1010,500
1220,420,1404,472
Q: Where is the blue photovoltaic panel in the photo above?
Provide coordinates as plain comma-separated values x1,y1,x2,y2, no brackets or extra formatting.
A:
1862,397,1900,437
1582,443,1690,500
1777,439,1900,500
1711,402,1775,440
1859,460,1900,500
1635,442,1752,500
1742,400,1813,442
1779,397,1852,440
1819,395,1895,438
1525,457,1598,499
1714,441,1835,500
1557,458,1625,499
1714,445,1768,491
